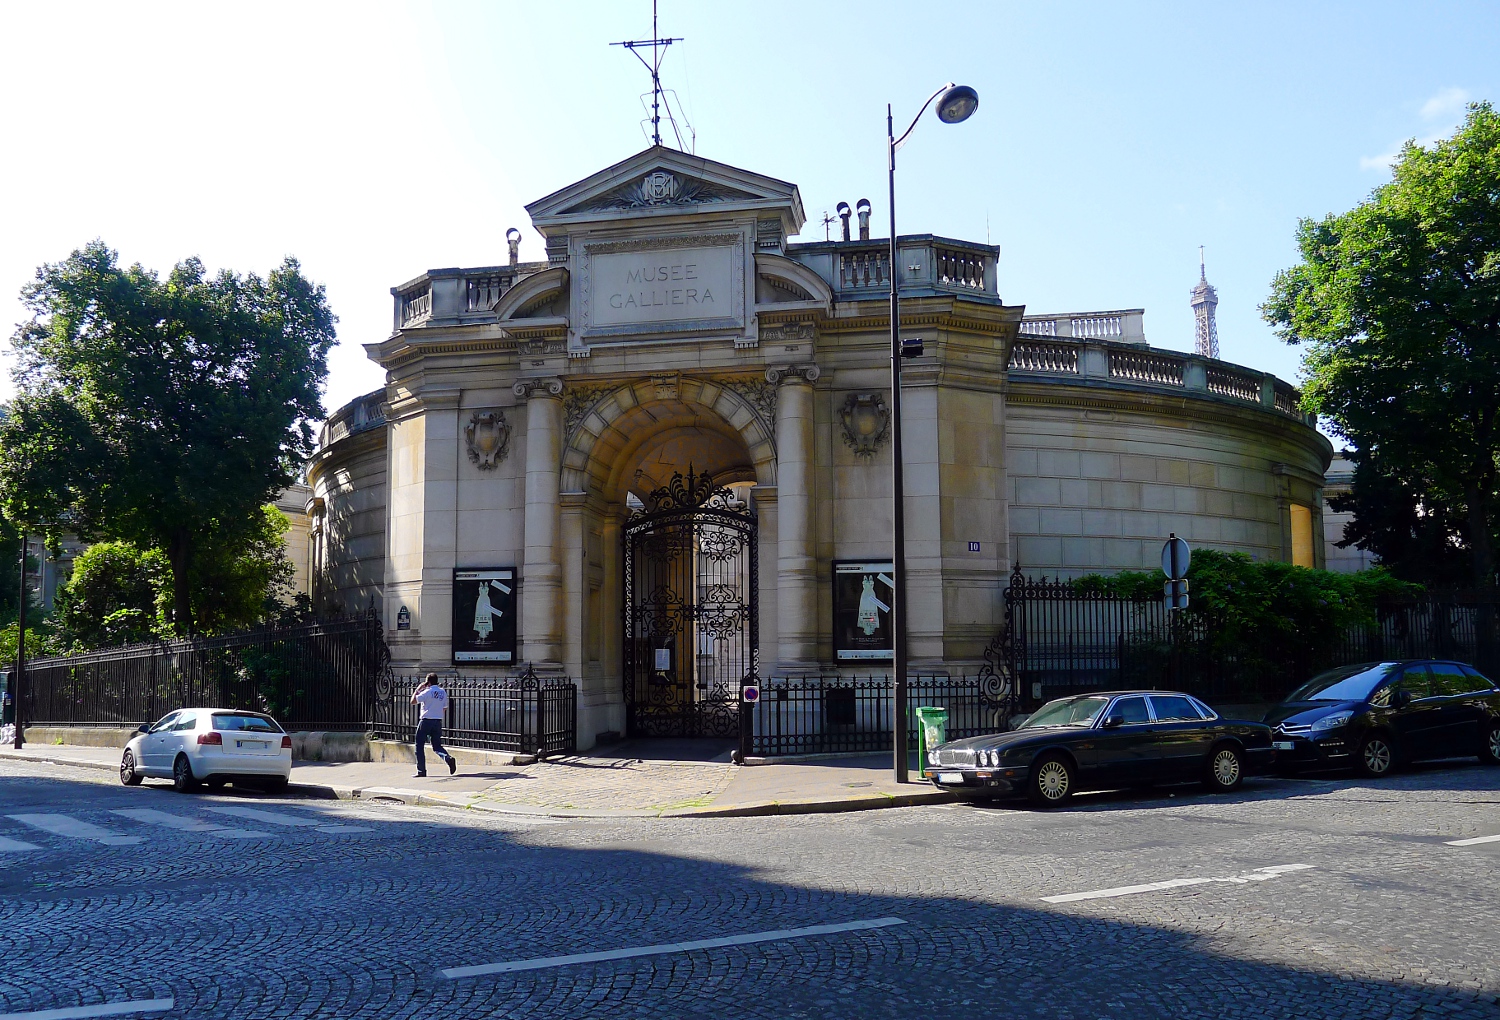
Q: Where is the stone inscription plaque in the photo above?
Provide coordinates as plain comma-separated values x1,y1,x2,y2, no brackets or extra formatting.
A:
589,244,734,330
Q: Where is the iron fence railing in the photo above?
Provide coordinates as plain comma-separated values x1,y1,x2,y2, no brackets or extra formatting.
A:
15,617,579,756
371,669,577,756
20,614,386,731
1002,572,1500,710
749,675,1012,757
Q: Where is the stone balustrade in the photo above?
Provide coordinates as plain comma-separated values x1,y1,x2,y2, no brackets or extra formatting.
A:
1020,308,1146,346
391,262,549,332
788,234,1001,302
319,390,387,449
1008,335,1310,423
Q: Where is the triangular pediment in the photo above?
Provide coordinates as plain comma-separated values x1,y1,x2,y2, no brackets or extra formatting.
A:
526,146,804,233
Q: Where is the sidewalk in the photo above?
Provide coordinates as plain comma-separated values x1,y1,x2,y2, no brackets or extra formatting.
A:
0,740,956,818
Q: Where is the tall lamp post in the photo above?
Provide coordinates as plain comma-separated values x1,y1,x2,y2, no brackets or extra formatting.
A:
889,82,979,783
12,533,26,750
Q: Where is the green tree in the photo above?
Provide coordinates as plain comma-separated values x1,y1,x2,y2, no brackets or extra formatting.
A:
53,541,171,650
1263,102,1500,587
186,505,295,635
0,517,40,629
0,242,336,630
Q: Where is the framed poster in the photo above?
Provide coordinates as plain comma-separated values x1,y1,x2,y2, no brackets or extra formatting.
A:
452,568,517,664
833,560,895,662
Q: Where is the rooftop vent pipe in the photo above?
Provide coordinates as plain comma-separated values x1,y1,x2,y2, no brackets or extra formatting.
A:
856,199,871,241
836,202,852,242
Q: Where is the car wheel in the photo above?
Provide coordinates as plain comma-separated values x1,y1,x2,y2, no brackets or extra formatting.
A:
1480,722,1500,766
172,754,199,793
119,750,143,787
1204,744,1244,792
1027,755,1074,808
1355,733,1396,778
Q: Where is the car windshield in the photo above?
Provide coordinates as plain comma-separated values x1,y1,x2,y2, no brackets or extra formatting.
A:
211,713,283,733
1021,696,1110,729
1285,663,1401,703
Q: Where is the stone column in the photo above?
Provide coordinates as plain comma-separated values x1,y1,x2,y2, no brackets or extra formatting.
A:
516,378,565,666
769,364,819,671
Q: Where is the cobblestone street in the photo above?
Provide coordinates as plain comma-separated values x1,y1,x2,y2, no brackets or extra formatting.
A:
1,757,1497,1019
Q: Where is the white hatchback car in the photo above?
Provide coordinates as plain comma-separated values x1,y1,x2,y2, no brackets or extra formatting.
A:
119,708,293,793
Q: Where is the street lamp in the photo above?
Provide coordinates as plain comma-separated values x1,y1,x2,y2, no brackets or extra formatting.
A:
888,83,978,783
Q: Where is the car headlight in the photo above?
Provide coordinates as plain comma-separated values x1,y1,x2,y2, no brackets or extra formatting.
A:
1311,710,1354,732
986,750,998,767
928,749,940,765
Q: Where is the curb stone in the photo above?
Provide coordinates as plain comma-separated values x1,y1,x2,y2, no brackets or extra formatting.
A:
1,749,958,818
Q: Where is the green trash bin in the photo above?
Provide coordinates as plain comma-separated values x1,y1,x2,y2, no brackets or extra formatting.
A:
914,706,948,779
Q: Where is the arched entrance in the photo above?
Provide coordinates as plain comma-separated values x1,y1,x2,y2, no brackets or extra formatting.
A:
622,469,757,738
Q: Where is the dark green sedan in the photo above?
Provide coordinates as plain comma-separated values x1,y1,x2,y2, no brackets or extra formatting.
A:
927,690,1276,808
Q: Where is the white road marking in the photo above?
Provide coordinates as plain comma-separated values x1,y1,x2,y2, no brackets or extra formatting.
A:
0,996,173,1019
110,809,271,839
1446,833,1500,847
205,806,370,833
1042,864,1315,904
5,814,144,846
0,835,42,852
441,917,907,979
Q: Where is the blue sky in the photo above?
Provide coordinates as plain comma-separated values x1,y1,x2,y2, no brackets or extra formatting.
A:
0,1,1494,416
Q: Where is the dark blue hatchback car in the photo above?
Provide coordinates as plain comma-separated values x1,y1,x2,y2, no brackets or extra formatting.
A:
1264,660,1500,777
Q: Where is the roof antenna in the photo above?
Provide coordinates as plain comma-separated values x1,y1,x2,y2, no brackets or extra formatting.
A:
611,0,682,147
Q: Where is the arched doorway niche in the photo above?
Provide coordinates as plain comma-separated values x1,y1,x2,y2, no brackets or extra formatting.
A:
557,375,780,740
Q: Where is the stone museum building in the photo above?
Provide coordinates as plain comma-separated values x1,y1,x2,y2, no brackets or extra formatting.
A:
304,146,1332,748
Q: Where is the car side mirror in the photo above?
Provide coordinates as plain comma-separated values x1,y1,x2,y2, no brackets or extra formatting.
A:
1103,715,1124,729
136,723,151,734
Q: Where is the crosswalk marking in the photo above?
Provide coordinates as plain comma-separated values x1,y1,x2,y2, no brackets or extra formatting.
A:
111,808,271,840
0,834,42,852
5,814,144,846
0,995,173,1019
205,805,371,833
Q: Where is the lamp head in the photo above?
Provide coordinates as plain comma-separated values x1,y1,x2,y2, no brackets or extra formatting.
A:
936,84,979,124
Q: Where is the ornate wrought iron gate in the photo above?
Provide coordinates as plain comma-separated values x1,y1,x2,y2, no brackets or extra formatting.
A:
623,470,758,738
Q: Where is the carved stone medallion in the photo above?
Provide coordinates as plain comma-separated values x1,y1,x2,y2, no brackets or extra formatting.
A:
838,393,891,460
464,409,512,469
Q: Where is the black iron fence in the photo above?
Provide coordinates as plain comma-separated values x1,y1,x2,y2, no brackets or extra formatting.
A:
21,614,387,731
1003,573,1500,710
748,674,1013,757
371,669,577,756
16,615,579,756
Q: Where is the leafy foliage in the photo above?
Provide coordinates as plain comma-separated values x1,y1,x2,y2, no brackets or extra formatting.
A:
1072,549,1423,694
1263,102,1500,585
0,517,40,629
53,541,172,650
0,241,336,631
1327,452,1474,588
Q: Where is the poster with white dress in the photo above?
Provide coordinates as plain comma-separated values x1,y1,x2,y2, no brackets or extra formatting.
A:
833,560,895,661
451,568,517,664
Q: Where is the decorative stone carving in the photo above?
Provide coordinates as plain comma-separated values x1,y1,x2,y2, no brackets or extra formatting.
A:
517,338,566,356
574,172,747,212
464,409,512,469
651,372,680,401
512,378,564,399
760,323,816,343
764,364,821,386
718,375,777,442
563,384,612,441
838,393,891,460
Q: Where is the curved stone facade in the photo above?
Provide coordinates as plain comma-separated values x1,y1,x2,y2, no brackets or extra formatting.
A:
302,146,1335,749
1005,339,1331,577
307,390,388,616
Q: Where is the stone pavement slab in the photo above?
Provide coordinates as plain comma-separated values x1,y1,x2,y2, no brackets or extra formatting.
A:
0,743,954,817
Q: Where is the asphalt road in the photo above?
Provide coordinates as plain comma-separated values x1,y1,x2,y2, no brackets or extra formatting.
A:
1,757,1497,1019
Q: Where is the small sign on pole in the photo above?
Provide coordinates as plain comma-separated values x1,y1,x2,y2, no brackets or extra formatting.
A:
1161,534,1191,580
1164,578,1190,611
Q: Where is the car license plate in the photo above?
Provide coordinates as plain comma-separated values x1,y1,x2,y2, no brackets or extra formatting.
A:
1273,741,1295,751
937,772,963,784
237,740,267,749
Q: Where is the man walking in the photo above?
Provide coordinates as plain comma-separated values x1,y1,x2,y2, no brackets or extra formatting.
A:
411,673,457,777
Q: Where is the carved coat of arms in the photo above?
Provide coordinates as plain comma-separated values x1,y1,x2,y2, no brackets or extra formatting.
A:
838,393,891,460
465,410,511,469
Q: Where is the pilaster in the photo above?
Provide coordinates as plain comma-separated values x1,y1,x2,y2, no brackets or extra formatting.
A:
769,363,820,671
516,377,565,667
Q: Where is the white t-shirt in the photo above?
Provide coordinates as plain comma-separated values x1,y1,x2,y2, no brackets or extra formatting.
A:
414,685,448,720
